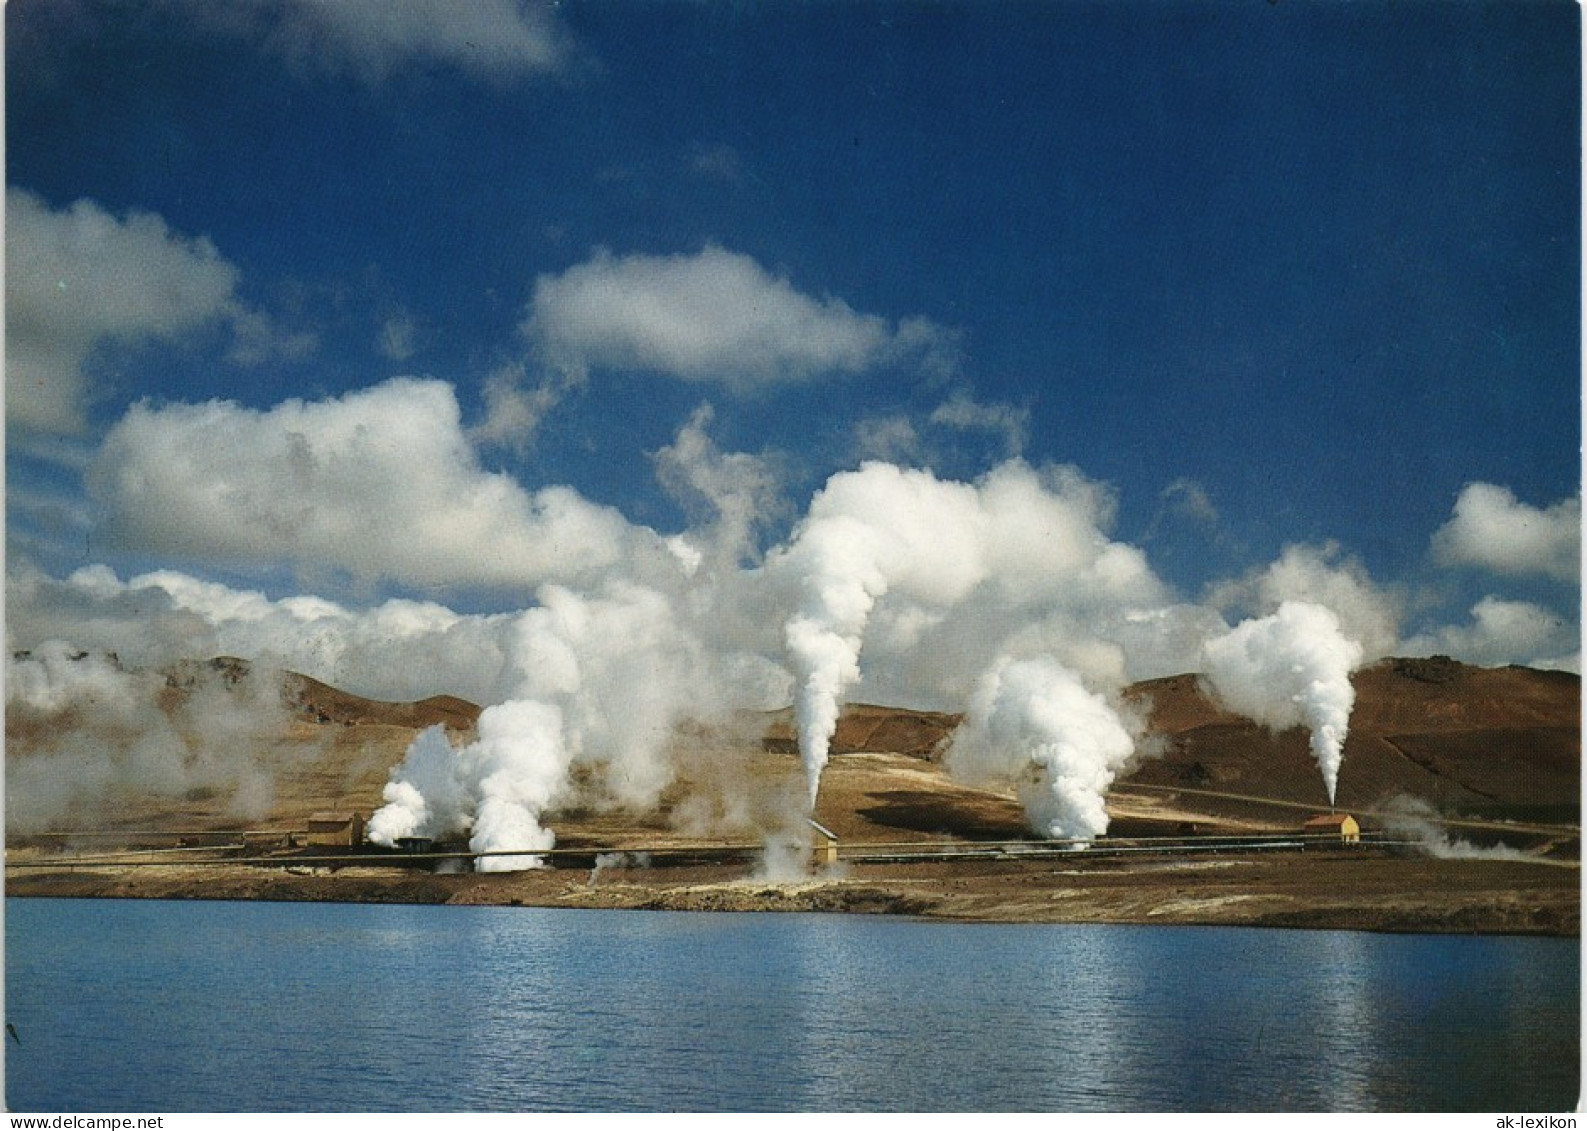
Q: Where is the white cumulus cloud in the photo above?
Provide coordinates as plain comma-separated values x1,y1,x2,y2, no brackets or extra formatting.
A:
524,246,960,392
6,188,240,436
1430,483,1580,583
928,393,1029,457
1403,596,1580,672
86,377,672,593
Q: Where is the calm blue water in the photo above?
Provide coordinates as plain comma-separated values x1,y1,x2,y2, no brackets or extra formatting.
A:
4,897,1579,1112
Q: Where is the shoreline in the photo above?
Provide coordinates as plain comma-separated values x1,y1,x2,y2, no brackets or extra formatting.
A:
8,850,1578,937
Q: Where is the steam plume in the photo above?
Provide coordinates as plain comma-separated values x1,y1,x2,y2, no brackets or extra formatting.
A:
5,643,291,832
768,459,1158,808
366,581,733,870
1201,601,1364,805
366,702,573,869
945,656,1136,840
365,724,470,846
771,464,974,806
1379,797,1532,861
467,700,570,870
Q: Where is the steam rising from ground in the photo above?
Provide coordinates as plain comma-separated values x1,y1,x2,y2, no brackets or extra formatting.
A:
1201,601,1364,805
769,460,1170,808
15,385,1563,868
368,581,726,867
754,831,815,883
357,456,1185,864
10,456,1374,868
946,656,1137,840
588,851,650,886
367,703,578,872
365,724,468,844
1379,798,1532,861
5,643,295,833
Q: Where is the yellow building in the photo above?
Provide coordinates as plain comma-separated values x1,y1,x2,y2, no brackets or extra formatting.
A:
1302,813,1361,843
808,818,840,867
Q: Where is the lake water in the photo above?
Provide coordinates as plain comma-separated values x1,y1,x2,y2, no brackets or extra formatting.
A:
4,897,1579,1112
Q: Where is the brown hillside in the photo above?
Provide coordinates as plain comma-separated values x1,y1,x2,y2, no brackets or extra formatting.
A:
760,702,962,761
283,671,480,732
161,656,482,733
1120,657,1579,821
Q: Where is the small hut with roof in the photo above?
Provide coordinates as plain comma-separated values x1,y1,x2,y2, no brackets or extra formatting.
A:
1302,812,1361,844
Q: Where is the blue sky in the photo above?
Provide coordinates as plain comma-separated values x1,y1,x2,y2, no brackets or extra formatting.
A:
6,0,1581,698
